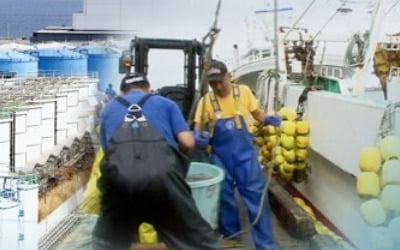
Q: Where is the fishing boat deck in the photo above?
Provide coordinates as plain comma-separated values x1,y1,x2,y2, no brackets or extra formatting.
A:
49,211,309,250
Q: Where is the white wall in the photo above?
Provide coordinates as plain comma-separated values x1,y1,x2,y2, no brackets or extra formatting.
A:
73,0,134,30
295,150,370,250
282,85,395,176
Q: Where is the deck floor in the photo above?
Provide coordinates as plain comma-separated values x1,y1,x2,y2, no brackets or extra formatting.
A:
52,212,309,250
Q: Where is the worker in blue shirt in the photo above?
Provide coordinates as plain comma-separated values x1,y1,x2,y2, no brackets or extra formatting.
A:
93,72,220,250
105,83,117,101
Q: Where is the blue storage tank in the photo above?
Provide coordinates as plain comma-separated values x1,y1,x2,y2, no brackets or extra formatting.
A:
78,45,122,91
36,48,88,77
0,50,38,77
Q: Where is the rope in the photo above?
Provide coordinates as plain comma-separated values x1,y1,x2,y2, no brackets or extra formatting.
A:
196,0,222,132
376,101,400,143
296,86,323,120
312,0,348,40
385,0,400,16
283,0,317,40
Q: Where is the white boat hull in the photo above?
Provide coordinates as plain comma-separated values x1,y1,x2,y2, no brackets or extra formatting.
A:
234,62,400,249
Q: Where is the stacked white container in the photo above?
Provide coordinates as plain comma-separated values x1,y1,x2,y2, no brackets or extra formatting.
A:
0,118,12,172
55,94,68,144
29,100,56,153
65,89,80,139
13,110,28,170
24,105,43,166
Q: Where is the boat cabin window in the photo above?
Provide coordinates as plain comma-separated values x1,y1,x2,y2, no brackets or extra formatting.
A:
321,67,327,76
334,68,343,78
327,68,333,77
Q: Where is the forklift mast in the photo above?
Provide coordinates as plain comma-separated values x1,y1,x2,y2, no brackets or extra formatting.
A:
120,37,205,119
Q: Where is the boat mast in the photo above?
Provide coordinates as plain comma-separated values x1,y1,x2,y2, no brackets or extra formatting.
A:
274,0,280,73
352,0,386,96
272,0,281,111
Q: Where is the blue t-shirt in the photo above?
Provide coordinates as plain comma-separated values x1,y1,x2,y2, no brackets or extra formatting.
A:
100,90,189,151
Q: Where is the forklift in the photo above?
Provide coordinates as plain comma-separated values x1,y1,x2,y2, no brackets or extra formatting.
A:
119,36,205,120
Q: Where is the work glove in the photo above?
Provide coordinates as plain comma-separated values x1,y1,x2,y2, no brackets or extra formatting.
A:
264,115,282,127
193,129,210,148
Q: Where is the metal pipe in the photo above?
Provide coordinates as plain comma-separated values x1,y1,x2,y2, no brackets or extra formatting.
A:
274,0,280,73
273,0,281,112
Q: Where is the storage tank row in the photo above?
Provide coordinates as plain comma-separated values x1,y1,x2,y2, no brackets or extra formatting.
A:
0,45,122,91
0,50,38,77
79,45,122,91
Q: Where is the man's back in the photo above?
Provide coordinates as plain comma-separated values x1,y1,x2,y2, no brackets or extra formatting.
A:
94,73,219,250
100,90,188,151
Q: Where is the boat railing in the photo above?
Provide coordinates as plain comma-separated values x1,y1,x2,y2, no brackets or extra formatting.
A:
241,50,273,63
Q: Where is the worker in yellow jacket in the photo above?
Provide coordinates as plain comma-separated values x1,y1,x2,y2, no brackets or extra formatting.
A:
193,60,280,250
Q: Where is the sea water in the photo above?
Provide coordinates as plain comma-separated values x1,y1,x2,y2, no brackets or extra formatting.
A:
0,0,81,38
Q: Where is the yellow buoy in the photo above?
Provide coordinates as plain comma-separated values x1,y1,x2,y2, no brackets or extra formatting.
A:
249,126,258,134
295,162,307,170
281,121,296,136
281,134,295,149
274,155,285,166
293,197,306,207
283,149,296,163
359,146,382,172
356,172,380,197
272,146,284,156
279,164,294,180
296,149,308,162
301,204,316,221
254,136,265,147
278,107,290,119
266,125,276,135
261,126,269,136
296,136,309,148
286,110,297,121
268,135,278,147
282,162,295,173
296,120,310,135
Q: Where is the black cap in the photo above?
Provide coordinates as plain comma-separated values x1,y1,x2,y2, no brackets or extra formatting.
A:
207,60,228,82
120,72,149,91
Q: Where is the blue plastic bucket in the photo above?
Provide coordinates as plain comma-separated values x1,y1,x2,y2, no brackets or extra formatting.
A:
186,162,225,229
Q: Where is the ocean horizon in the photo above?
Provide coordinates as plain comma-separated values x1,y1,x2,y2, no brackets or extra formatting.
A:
0,0,82,39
